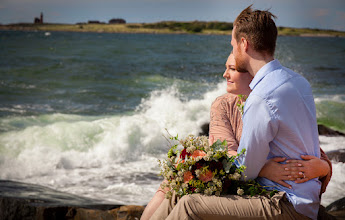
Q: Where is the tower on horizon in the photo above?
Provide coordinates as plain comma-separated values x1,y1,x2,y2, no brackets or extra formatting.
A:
34,12,44,24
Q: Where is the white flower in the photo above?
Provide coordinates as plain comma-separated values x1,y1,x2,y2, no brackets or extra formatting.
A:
233,172,241,180
237,187,244,195
204,146,210,152
215,191,221,196
170,156,176,163
204,156,211,161
216,181,222,188
182,183,188,189
160,183,167,189
186,146,193,153
195,188,201,193
168,171,174,178
171,180,177,188
195,169,201,177
165,191,173,199
178,171,183,177
207,151,213,157
204,188,212,196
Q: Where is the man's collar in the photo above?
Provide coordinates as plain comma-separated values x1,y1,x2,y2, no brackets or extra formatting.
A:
249,59,282,90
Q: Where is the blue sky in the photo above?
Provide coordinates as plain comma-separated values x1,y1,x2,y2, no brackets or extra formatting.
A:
1,0,345,31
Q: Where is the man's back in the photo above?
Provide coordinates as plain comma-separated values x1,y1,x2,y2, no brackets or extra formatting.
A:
238,59,320,219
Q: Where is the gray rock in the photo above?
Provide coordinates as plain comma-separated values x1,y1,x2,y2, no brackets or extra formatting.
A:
318,125,345,136
200,123,345,137
326,197,345,212
199,123,209,136
326,197,345,220
326,149,345,163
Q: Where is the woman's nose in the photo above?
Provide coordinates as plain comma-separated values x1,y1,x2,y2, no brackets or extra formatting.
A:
223,70,228,78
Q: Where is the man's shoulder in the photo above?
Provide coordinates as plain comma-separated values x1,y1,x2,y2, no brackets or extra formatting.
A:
254,65,310,97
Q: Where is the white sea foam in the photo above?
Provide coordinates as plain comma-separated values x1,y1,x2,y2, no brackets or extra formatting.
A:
314,94,345,104
0,83,344,206
0,83,226,204
318,135,345,206
321,162,345,207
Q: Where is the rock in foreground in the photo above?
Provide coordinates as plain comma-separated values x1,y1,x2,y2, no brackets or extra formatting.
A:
326,149,345,163
0,180,144,220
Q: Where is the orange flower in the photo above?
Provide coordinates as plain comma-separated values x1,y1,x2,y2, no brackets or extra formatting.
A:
199,170,213,182
184,171,194,183
191,150,206,158
175,158,185,168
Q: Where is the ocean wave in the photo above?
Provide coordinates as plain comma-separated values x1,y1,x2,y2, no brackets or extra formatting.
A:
0,82,344,206
314,94,345,104
315,97,345,133
0,83,225,177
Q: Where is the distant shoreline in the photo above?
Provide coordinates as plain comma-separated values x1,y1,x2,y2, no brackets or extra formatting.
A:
1,22,345,37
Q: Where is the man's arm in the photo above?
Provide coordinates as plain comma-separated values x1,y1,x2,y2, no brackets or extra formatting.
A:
237,95,278,179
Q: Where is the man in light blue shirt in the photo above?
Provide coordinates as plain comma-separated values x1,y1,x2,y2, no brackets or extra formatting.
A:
233,6,320,220
153,6,321,220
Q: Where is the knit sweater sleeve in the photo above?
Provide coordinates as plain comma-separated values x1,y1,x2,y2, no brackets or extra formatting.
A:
319,147,332,194
209,94,242,152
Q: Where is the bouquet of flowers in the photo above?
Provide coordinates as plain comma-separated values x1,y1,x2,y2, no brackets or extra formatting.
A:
159,134,276,199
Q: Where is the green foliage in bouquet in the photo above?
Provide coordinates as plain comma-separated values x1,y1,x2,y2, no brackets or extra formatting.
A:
236,94,247,115
159,134,277,199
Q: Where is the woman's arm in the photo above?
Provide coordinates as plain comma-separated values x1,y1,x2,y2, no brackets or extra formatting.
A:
209,94,241,153
259,148,332,191
286,148,332,194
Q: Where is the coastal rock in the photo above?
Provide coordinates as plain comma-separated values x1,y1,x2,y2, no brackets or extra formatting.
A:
111,205,145,219
0,197,145,220
326,197,345,212
199,123,345,137
199,123,209,136
69,205,145,220
67,207,115,220
326,197,345,219
318,125,345,136
0,180,146,220
326,149,345,163
0,197,36,220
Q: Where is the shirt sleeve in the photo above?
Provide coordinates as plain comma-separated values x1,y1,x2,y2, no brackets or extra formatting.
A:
237,95,279,179
319,147,332,194
209,96,239,152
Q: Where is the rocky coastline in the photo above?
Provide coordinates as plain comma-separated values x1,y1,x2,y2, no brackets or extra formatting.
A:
0,180,144,220
1,179,344,219
1,124,344,220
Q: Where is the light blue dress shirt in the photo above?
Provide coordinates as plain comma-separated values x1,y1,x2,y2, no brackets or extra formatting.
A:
237,59,321,219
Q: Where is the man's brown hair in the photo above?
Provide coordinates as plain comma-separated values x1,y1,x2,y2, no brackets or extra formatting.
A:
234,5,277,55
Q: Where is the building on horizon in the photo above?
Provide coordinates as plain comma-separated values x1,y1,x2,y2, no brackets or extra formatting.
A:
109,18,126,24
34,12,43,24
88,20,106,24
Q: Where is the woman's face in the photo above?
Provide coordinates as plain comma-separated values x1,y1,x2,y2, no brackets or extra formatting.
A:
223,53,253,96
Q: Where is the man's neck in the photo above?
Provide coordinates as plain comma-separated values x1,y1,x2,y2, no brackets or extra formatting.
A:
247,52,274,77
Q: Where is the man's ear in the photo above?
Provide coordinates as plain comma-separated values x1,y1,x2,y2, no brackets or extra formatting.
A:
241,37,248,52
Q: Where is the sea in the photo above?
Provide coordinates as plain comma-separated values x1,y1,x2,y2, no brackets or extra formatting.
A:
0,30,344,207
